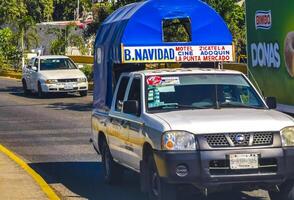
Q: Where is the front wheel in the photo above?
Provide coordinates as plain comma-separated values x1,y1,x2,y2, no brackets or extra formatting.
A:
147,155,177,200
22,79,30,95
37,82,46,98
101,140,124,184
269,181,294,200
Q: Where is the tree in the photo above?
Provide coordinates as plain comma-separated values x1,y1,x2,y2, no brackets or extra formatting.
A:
0,0,27,26
0,28,22,69
203,0,246,57
24,0,53,22
48,24,86,55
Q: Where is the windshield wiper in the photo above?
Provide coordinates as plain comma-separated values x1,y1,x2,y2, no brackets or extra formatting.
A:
219,102,264,109
149,103,211,111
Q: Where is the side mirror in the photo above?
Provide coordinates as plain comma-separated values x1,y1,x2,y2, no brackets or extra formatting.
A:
31,66,37,71
266,97,277,109
78,64,84,69
123,100,140,116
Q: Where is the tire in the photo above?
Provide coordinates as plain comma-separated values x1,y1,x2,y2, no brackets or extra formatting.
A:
269,181,294,200
37,82,46,98
79,90,88,97
22,79,30,95
101,140,124,184
147,155,177,200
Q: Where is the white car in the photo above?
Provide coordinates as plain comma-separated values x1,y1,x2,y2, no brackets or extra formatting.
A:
22,55,88,97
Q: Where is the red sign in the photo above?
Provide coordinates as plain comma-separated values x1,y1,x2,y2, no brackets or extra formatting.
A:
147,76,162,86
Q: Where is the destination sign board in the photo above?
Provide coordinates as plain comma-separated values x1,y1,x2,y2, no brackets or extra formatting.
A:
121,45,234,63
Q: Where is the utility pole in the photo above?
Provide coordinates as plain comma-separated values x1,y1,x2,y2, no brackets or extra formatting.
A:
77,0,80,20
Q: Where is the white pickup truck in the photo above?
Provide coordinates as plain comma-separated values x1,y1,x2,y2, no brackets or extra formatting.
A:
91,68,294,200
22,55,88,97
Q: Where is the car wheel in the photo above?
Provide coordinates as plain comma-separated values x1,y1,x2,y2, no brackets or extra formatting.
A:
101,140,124,184
79,90,88,97
22,79,30,95
147,155,177,200
37,82,46,98
269,182,294,200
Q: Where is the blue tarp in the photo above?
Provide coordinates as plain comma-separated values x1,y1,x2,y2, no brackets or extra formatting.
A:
93,0,233,109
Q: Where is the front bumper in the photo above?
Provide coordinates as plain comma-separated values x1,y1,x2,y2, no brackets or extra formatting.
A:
153,147,294,188
41,82,88,92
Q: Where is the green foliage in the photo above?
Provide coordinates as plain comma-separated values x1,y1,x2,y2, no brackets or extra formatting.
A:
24,0,53,22
0,28,22,69
48,24,86,55
0,0,27,26
80,64,93,81
53,0,92,21
203,0,246,57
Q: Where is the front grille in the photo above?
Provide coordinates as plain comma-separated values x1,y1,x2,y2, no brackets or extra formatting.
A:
58,79,77,83
209,158,278,175
205,134,229,148
253,133,273,146
204,132,274,148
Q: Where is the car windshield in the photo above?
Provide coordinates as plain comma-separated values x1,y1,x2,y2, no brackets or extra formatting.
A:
40,58,77,70
146,74,266,112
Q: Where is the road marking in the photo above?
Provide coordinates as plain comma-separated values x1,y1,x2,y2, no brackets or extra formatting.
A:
0,144,60,200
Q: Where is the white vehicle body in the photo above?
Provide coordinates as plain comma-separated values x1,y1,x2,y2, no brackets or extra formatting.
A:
91,68,294,200
22,55,88,96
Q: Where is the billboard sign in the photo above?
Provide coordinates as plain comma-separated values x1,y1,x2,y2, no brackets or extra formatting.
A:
246,0,294,109
121,45,234,63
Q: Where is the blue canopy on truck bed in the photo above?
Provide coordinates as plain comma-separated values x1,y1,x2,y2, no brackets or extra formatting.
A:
93,0,233,109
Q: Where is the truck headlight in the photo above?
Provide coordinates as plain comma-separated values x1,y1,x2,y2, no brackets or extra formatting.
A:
281,127,294,147
78,77,87,83
162,131,196,150
45,79,58,84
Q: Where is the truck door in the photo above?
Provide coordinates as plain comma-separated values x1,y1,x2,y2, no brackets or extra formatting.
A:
108,76,130,164
121,76,144,170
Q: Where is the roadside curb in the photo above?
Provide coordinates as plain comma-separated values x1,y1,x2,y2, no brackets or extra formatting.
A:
0,145,60,200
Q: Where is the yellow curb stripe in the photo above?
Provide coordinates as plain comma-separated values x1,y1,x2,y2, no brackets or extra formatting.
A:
0,145,60,200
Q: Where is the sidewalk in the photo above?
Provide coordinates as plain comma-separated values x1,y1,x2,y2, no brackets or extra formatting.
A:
0,145,59,200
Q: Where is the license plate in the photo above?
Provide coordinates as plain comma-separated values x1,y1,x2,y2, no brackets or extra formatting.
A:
229,154,259,170
64,84,73,90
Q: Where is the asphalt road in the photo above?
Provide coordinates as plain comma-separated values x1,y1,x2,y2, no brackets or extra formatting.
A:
0,77,270,200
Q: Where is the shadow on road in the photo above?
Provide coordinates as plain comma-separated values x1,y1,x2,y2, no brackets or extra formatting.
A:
29,162,269,200
46,102,93,112
29,161,146,200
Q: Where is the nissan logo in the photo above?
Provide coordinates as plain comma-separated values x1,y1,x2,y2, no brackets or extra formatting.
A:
235,134,246,144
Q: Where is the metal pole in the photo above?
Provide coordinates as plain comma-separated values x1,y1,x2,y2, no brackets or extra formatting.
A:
77,0,80,20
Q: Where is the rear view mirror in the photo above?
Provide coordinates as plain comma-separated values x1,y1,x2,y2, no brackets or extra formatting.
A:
266,97,277,109
123,100,140,116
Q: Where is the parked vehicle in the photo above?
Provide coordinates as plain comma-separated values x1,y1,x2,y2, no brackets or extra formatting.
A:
92,68,294,200
22,55,88,97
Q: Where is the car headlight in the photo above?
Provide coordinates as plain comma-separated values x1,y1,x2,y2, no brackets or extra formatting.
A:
45,79,58,84
78,77,87,83
162,131,197,150
281,127,294,147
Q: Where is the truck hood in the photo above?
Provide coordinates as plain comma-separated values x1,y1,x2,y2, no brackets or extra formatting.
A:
39,69,86,79
153,109,294,134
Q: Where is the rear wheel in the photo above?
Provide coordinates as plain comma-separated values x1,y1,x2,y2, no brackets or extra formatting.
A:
101,140,124,184
79,90,88,97
147,155,177,200
269,182,294,200
22,79,30,95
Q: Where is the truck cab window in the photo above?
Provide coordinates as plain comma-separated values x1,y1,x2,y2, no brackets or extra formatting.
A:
115,77,130,112
127,78,141,115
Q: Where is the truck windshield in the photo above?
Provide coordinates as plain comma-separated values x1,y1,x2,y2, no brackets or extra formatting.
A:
145,74,265,112
40,58,77,71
